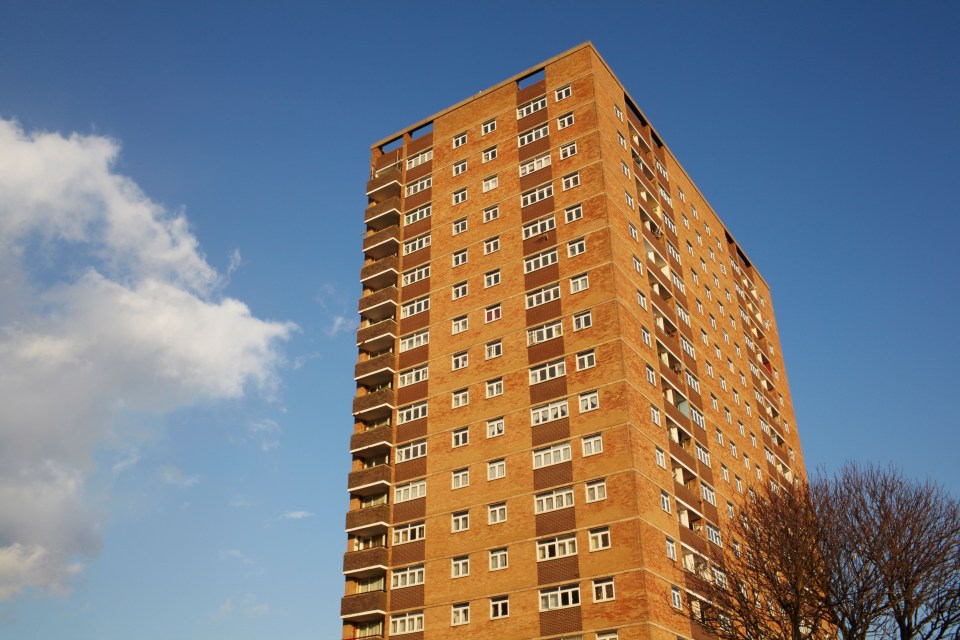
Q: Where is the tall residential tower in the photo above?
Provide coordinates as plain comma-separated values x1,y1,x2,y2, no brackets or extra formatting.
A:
341,43,804,640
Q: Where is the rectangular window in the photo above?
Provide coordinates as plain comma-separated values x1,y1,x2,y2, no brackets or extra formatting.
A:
560,141,577,159
671,586,682,609
582,434,603,456
520,153,552,176
565,203,583,222
490,595,509,618
666,536,677,560
646,365,657,385
395,480,426,503
533,442,572,469
404,204,431,226
390,612,424,635
397,402,427,425
483,204,499,223
452,427,469,447
524,247,558,273
527,320,563,346
453,132,467,148
576,349,596,370
557,112,574,129
593,578,615,602
486,378,503,398
517,95,547,119
405,175,432,197
579,390,599,413
487,417,505,438
451,389,469,408
570,273,589,293
585,479,607,502
660,490,671,513
482,175,498,192
525,283,561,309
452,249,468,267
531,399,569,426
573,310,592,331
451,468,469,489
485,304,501,322
453,159,467,176
406,148,433,169
589,526,611,551
539,584,581,612
398,366,428,388
488,502,507,524
451,555,469,578
567,237,586,257
452,188,467,205
637,290,647,309
483,236,500,253
562,171,580,190
518,123,549,147
522,214,556,239
529,358,566,385
482,119,496,135
393,522,425,545
396,439,427,463
451,281,468,299
451,316,468,334
485,340,502,359
451,351,468,370
451,603,469,626
537,534,577,560
625,191,635,208
399,330,429,352
656,447,666,468
555,84,571,101
535,486,574,514
451,511,469,532
482,146,497,162
402,263,430,287
403,233,431,255
487,459,506,480
521,183,553,207
489,549,508,571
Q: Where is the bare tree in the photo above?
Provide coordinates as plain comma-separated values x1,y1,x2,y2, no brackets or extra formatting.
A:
691,480,831,640
820,464,960,640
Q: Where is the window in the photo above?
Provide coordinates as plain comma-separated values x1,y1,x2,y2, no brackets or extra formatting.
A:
656,447,666,468
522,214,556,239
518,123,549,147
646,365,657,385
395,480,426,503
452,468,469,489
562,171,580,190
642,327,652,347
490,596,509,618
524,247,558,273
517,95,547,118
701,482,717,506
398,366,429,388
533,442,572,469
721,464,730,482
525,283,561,309
629,223,639,241
453,132,467,148
406,148,433,169
488,500,507,524
489,549,508,571
621,160,631,177
401,263,430,287
392,564,425,589
528,320,563,346
614,104,623,120
537,534,577,560
650,405,661,425
576,349,596,370
451,316,468,334
397,402,427,424
393,522,425,545
597,632,619,640
555,84,571,101
707,523,723,547
482,146,497,162
487,417,505,438
485,304,502,322
557,112,574,129
483,204,499,223
482,119,496,135
453,427,469,447
452,351,468,370
451,603,469,626
532,399,569,425
671,586,683,609
568,237,586,257
560,141,577,159
396,439,427,463
570,273,589,293
579,390,600,413
452,389,469,408
593,578,615,602
520,153,552,177
660,490,671,513
487,459,506,480
586,479,607,502
483,236,500,253
625,191,635,208
530,358,566,385
582,434,603,456
618,131,626,148
451,511,469,532
404,203,431,226
666,537,677,560
637,290,647,309
535,486,574,514
405,175,432,197
452,249,468,267
486,378,503,398
573,310,592,331
485,339,502,359
565,203,583,222
451,555,469,578
453,159,467,176
483,175,498,192
403,233,431,256
590,526,611,550
390,612,424,635
452,188,467,205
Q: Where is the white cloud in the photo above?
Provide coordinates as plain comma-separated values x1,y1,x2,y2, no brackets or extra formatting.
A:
218,549,253,565
279,511,313,520
159,466,199,489
0,118,296,601
227,496,252,509
323,314,357,338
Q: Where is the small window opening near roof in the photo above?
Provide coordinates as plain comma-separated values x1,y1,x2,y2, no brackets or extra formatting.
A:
411,122,433,139
381,137,403,153
517,68,545,89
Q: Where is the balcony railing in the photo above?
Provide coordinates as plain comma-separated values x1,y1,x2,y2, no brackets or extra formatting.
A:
356,319,396,353
352,389,394,421
360,255,399,291
354,351,395,386
361,225,400,260
345,503,390,534
348,465,392,496
350,424,392,455
364,196,401,230
358,287,398,322
343,546,389,576
340,590,387,619
365,167,402,203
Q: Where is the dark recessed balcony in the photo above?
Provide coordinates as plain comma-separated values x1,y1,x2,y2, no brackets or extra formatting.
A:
360,255,399,291
358,287,398,322
350,424,392,456
355,351,395,387
343,546,389,576
345,503,390,535
356,319,396,354
352,389,394,421
364,197,401,231
348,465,392,497
340,590,387,620
365,166,402,203
362,225,400,260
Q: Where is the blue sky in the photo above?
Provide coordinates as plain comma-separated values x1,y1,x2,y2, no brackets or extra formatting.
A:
0,1,958,638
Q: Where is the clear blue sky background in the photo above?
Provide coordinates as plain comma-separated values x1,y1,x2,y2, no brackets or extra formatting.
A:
1,1,958,638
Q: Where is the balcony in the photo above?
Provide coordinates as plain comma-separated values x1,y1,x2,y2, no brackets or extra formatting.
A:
348,464,392,497
364,196,400,230
360,255,399,291
668,437,698,473
365,166,401,203
356,319,396,354
343,546,389,576
350,424,392,456
341,590,387,620
352,389,394,421
358,286,398,322
362,225,400,260
355,351,395,387
345,503,390,535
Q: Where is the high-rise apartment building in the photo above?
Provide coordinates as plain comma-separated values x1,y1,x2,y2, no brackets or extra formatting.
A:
341,42,804,640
